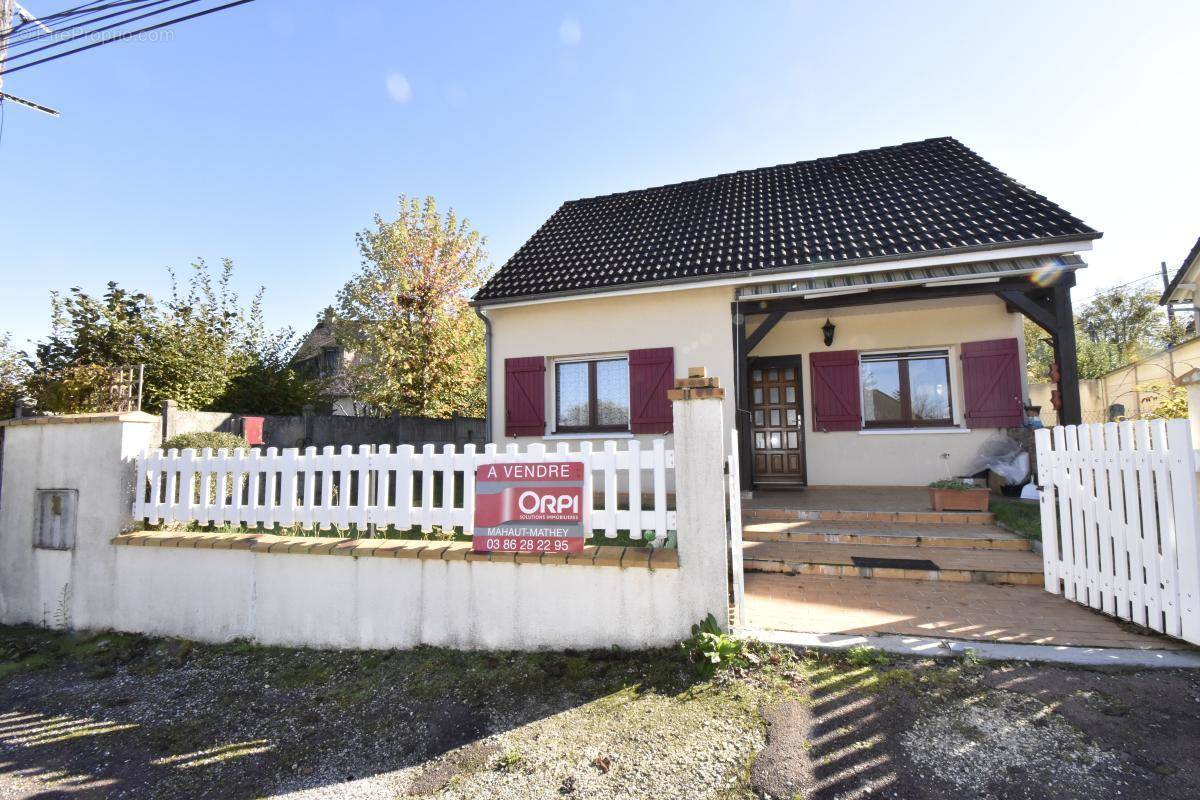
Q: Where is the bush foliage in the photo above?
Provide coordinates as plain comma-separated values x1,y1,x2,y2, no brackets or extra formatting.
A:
160,431,250,452
21,259,323,416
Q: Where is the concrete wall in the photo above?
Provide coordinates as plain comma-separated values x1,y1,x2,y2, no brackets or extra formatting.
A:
162,404,485,450
486,288,1026,486
0,394,729,649
1029,336,1200,425
0,413,160,630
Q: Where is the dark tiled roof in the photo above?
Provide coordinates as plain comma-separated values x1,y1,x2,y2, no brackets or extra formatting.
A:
1161,234,1200,304
476,137,1099,304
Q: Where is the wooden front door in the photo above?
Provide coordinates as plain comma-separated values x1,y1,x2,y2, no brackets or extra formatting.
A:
750,358,806,486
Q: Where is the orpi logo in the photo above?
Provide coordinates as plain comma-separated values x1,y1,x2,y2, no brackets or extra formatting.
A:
518,490,580,516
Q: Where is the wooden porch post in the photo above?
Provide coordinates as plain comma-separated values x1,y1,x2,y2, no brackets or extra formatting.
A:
731,304,753,492
1052,275,1082,425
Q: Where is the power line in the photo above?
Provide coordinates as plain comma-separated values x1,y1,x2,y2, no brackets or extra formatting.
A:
4,0,204,64
1,0,256,77
1074,272,1161,306
4,1,168,46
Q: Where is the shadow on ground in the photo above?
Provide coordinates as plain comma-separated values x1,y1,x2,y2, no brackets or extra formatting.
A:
3,625,1200,799
0,625,718,799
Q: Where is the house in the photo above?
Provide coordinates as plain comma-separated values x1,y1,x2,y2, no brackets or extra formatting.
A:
291,310,365,416
473,137,1100,488
1161,233,1200,332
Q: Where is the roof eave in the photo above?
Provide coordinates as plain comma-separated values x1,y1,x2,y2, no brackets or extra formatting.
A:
473,231,1102,309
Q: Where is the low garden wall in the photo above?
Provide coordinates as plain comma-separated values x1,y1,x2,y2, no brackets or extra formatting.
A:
0,377,729,650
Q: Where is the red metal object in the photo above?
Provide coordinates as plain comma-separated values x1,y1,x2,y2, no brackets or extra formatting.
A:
629,347,675,433
809,350,861,431
240,416,265,446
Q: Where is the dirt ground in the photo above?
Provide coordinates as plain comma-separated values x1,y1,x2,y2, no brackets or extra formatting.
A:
0,625,1198,800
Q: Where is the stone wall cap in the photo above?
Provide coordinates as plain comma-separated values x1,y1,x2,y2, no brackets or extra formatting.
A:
0,410,159,428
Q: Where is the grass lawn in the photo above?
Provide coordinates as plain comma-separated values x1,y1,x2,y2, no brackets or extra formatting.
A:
990,497,1041,541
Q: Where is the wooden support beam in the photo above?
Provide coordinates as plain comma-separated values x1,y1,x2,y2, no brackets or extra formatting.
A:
996,289,1057,333
731,304,754,491
744,310,786,354
1051,276,1082,425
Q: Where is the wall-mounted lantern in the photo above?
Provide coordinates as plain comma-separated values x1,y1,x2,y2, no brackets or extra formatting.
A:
821,318,836,347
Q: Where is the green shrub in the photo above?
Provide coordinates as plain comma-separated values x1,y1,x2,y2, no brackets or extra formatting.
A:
681,613,745,678
161,431,249,452
927,479,979,491
846,645,890,667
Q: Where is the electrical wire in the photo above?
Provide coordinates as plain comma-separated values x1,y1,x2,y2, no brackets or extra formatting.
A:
2,0,257,75
2,1,138,40
3,1,172,47
5,0,210,64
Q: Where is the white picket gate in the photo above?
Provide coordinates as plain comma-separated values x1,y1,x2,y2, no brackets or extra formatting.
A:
134,440,676,541
726,429,746,627
1035,420,1200,644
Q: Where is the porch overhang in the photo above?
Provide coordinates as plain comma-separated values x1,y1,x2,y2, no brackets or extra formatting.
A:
730,254,1085,490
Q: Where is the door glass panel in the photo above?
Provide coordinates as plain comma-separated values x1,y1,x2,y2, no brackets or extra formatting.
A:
768,432,781,449
767,369,778,381
787,431,798,449
754,433,766,449
786,409,797,425
783,368,794,380
751,370,762,382
861,360,902,423
556,362,589,428
595,359,630,426
770,409,781,426
753,388,763,404
753,410,764,426
785,386,796,403
768,387,780,404
908,358,951,421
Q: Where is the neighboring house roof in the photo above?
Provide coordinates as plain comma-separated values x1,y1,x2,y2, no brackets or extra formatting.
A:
293,319,339,363
475,136,1100,305
1160,234,1200,305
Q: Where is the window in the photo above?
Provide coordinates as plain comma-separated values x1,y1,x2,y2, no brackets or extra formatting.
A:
555,357,630,432
861,350,953,427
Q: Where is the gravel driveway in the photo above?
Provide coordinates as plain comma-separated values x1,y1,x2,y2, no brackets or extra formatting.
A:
1,625,1198,799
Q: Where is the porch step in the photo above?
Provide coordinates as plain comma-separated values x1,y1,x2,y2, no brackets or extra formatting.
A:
742,507,995,525
743,520,1031,551
742,540,1044,585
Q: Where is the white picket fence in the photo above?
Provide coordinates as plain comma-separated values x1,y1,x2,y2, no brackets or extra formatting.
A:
1035,420,1200,644
133,441,676,541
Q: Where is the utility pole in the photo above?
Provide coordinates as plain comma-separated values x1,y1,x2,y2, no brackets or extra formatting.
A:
0,0,12,95
0,1,59,116
1162,260,1175,328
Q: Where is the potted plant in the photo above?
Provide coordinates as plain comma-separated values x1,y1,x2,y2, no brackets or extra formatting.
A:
927,479,990,512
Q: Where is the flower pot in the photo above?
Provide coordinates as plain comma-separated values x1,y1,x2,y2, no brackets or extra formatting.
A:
928,487,990,512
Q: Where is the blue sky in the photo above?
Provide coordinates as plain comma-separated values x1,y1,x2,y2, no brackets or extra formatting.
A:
2,1,1198,351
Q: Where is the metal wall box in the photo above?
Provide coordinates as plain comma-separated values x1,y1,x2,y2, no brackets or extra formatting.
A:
34,489,78,551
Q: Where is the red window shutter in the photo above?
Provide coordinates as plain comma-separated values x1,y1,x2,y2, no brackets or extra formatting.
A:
809,350,861,432
504,357,545,436
961,338,1024,428
629,347,675,433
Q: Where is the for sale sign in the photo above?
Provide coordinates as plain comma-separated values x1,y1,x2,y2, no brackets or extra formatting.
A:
473,462,587,554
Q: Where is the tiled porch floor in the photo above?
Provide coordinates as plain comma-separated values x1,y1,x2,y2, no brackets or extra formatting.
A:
745,485,940,512
744,572,1192,650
